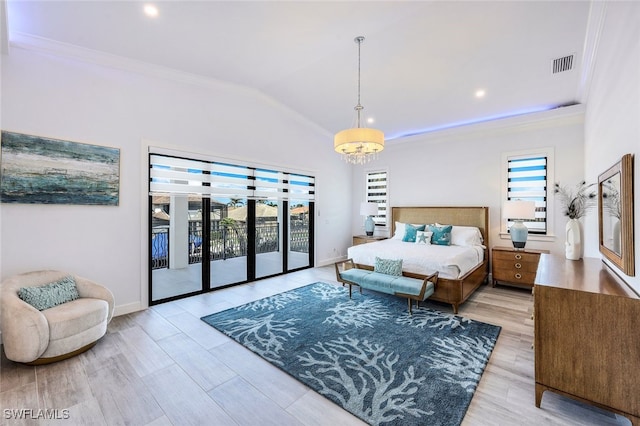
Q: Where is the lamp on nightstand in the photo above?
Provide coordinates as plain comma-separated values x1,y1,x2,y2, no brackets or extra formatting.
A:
503,200,536,249
360,202,378,236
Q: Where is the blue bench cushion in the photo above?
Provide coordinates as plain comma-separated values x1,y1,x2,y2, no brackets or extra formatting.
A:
339,269,435,301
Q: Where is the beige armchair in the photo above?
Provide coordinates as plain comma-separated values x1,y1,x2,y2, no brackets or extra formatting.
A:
0,270,114,364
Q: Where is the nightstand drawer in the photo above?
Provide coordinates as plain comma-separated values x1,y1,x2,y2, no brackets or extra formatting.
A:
492,267,538,284
493,257,540,273
492,250,540,264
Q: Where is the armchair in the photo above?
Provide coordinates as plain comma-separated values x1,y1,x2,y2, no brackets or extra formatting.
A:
0,270,114,364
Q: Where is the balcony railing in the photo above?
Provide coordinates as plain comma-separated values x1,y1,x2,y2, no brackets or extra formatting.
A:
151,221,310,270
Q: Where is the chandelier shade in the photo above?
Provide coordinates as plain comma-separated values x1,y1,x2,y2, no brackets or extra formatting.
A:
335,36,384,165
334,128,384,153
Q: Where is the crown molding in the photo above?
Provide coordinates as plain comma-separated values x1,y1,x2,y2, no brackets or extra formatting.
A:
577,1,607,104
9,32,252,93
8,31,333,138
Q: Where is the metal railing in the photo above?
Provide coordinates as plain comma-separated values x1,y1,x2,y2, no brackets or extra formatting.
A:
151,221,310,270
151,227,169,269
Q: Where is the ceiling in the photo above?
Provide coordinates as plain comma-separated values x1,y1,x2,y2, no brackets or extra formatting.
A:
3,1,594,141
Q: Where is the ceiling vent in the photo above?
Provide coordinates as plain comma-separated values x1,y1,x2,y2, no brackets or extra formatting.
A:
552,54,574,74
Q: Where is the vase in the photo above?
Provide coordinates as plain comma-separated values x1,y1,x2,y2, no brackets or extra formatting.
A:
364,216,375,236
612,219,621,254
565,218,582,260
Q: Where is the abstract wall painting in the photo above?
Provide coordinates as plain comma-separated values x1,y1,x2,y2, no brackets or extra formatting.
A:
0,131,120,205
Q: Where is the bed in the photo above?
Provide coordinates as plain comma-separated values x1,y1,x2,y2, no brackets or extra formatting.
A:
348,206,489,313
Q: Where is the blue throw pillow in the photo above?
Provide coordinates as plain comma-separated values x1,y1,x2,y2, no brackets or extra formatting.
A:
18,276,80,311
402,224,426,243
374,257,403,276
429,224,453,246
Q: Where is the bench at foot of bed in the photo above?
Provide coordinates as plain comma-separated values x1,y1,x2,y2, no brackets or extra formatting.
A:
334,259,439,314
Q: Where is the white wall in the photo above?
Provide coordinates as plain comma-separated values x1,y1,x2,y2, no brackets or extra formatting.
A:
351,106,586,257
0,41,352,321
584,1,640,294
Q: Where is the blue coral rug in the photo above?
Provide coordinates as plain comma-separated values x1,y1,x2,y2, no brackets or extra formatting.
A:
201,282,501,426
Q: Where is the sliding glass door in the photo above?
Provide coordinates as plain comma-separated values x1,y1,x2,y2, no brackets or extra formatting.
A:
149,152,314,305
210,198,248,288
150,194,204,302
288,199,312,270
255,200,284,279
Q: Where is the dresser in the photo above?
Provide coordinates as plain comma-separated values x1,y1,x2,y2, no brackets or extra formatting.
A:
491,246,548,288
352,235,386,246
534,254,640,425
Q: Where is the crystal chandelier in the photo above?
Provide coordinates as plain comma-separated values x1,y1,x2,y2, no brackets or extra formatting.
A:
334,36,384,165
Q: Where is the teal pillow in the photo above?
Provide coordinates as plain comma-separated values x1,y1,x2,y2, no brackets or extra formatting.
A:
429,224,453,246
374,257,403,276
18,276,80,311
402,224,426,242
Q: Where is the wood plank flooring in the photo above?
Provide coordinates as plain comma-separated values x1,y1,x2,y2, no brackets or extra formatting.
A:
0,265,632,425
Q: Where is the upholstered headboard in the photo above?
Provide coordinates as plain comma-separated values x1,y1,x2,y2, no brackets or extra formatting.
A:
391,206,489,249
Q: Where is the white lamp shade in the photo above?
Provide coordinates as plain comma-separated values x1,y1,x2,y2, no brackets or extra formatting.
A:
503,200,536,220
360,202,378,216
334,128,384,154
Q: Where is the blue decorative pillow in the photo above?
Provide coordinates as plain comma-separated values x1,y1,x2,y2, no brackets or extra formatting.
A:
374,257,403,276
18,276,80,311
402,224,426,243
429,224,453,246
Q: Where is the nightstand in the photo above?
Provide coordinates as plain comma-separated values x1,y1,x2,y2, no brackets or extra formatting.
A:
491,246,549,288
352,235,386,246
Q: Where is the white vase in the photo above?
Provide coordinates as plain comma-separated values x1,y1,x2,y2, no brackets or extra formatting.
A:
612,219,621,254
565,218,582,260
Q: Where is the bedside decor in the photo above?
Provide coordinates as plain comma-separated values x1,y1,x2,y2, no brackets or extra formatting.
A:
0,131,120,205
360,201,378,236
554,181,596,260
334,36,384,165
502,200,536,249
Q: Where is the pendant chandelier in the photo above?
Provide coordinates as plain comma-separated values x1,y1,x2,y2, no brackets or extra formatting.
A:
334,36,384,165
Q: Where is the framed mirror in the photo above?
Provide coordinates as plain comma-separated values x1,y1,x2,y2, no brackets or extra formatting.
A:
598,153,634,276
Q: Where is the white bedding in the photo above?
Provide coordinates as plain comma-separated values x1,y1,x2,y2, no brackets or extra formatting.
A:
347,239,484,280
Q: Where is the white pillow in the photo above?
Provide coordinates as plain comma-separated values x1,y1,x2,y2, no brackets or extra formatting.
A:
415,230,433,245
450,225,483,247
392,222,407,240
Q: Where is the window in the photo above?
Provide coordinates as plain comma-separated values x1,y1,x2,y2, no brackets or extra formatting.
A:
365,170,388,228
502,148,554,237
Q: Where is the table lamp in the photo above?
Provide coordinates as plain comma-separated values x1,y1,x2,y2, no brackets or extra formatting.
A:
503,200,536,249
360,202,378,236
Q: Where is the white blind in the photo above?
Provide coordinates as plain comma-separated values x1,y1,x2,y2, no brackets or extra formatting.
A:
366,170,388,226
507,156,546,234
150,154,314,201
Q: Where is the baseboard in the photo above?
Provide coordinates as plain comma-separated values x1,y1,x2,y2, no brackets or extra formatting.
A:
317,255,347,267
114,301,145,317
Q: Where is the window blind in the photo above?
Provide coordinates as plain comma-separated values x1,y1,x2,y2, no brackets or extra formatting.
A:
149,154,314,201
366,170,388,226
507,156,546,234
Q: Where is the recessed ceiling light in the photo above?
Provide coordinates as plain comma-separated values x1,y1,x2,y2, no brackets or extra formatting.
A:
367,117,375,124
475,89,486,98
144,4,159,18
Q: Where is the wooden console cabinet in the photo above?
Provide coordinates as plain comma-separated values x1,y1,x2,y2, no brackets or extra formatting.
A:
492,246,548,288
534,254,640,425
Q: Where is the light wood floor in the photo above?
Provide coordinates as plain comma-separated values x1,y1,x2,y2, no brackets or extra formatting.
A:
0,265,632,426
